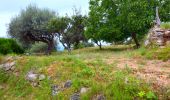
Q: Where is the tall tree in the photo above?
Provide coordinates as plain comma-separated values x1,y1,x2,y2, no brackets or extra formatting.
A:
47,9,87,52
8,5,55,54
86,0,170,48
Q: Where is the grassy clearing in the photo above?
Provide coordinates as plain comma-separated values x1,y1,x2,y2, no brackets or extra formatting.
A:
0,45,169,99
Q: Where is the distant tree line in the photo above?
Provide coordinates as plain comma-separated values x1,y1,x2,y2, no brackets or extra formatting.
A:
7,0,170,54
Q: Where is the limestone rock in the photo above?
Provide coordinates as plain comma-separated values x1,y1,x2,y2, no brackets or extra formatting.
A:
64,80,72,88
70,93,80,100
51,85,60,96
39,74,46,81
26,71,38,82
1,61,16,71
96,94,106,100
80,87,89,94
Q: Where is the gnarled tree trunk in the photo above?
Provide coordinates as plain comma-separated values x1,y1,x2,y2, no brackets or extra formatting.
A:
131,32,140,48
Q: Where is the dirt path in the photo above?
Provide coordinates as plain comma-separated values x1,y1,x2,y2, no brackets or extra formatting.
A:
106,57,170,90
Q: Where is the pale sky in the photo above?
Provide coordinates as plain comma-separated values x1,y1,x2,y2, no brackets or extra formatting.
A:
0,0,89,37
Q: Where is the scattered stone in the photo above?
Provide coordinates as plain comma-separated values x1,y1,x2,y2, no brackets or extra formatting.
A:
32,82,39,87
96,94,106,100
26,71,38,82
64,80,72,88
80,87,89,94
70,93,80,100
1,61,16,71
51,85,60,96
39,74,46,81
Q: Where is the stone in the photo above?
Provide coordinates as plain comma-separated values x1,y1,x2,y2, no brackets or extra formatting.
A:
165,31,170,35
32,82,39,87
39,74,46,81
2,61,16,71
97,94,106,100
64,80,72,88
80,87,89,94
144,40,150,46
51,85,60,96
70,93,80,100
26,71,38,82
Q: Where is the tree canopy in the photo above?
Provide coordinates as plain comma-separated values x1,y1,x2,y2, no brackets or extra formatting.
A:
8,5,56,54
85,0,170,48
47,9,87,51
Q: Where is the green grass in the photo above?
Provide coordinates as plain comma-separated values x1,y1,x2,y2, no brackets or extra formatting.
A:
128,46,170,61
161,22,170,29
1,45,168,99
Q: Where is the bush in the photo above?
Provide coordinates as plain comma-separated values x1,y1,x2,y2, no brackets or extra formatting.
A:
161,22,170,29
74,42,94,49
29,42,48,53
0,38,24,55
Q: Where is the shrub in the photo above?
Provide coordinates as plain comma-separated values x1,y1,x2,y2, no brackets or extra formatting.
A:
161,22,170,29
74,42,94,49
0,38,24,55
29,42,48,53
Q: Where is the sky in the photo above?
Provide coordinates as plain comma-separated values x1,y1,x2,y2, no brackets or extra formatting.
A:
0,0,89,37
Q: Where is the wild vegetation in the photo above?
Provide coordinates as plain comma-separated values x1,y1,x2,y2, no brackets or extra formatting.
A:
0,46,169,99
0,0,170,100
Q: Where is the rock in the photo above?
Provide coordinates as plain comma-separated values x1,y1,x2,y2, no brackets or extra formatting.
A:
97,94,106,100
64,80,72,88
144,40,150,46
2,61,16,71
70,93,80,100
26,71,38,82
80,87,89,94
51,85,60,96
165,31,170,35
39,74,46,81
32,82,39,87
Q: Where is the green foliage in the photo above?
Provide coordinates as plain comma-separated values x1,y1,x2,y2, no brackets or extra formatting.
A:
73,42,94,49
47,9,87,50
161,22,170,29
86,0,170,47
29,42,48,53
130,46,170,61
146,91,157,99
8,4,55,49
0,38,24,55
0,69,9,83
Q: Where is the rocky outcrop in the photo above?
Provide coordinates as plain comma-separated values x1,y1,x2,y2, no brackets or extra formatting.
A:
0,56,16,72
145,26,170,47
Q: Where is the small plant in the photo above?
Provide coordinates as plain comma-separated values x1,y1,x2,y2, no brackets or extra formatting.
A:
138,91,145,98
146,91,157,99
29,42,48,53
